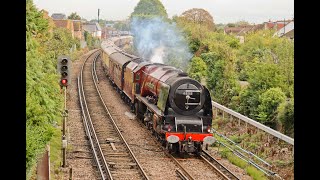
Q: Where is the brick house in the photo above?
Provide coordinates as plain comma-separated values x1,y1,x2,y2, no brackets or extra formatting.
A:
72,20,82,40
263,19,293,30
53,19,74,38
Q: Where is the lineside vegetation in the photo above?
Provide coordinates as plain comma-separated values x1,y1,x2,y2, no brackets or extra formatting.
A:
26,0,82,178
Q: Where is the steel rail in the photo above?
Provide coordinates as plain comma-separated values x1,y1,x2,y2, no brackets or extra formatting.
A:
175,169,189,180
79,49,113,180
78,77,106,179
201,150,240,180
129,110,198,180
93,51,99,84
164,152,195,180
92,53,149,180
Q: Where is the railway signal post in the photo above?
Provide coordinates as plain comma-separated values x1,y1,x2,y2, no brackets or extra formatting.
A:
57,55,71,167
57,55,72,88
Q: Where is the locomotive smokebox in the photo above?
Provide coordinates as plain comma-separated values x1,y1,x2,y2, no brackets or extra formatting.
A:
167,76,205,115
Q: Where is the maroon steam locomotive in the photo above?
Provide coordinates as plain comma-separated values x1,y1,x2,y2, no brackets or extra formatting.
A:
101,37,215,154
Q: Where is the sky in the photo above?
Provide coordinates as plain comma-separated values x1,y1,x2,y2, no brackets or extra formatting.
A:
33,0,294,24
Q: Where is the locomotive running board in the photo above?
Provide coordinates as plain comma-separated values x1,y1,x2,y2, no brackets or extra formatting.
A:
135,94,163,116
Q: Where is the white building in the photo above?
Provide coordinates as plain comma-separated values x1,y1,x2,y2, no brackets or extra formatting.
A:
274,21,294,39
82,22,102,39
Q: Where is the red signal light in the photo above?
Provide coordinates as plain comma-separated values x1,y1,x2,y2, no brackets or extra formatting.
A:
61,79,68,85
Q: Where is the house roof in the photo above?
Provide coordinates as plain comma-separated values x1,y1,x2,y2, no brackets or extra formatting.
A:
82,22,101,33
237,26,254,35
251,24,264,31
263,20,293,30
51,13,66,20
275,21,294,37
224,26,254,36
224,27,243,34
105,23,114,27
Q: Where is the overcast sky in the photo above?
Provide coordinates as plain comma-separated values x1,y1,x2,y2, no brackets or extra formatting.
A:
33,0,294,24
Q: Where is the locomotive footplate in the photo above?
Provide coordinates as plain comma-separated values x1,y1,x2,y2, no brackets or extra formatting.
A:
136,94,163,116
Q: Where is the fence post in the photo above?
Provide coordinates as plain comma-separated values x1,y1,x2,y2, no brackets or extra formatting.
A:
36,144,50,180
69,168,73,180
215,108,218,118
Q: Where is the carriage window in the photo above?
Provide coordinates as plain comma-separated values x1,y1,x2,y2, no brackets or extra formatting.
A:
136,74,140,80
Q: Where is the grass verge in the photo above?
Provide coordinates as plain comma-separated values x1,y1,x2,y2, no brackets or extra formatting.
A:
49,123,63,179
217,146,268,180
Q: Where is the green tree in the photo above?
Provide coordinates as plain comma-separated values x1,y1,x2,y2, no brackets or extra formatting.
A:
43,27,78,59
226,23,236,27
26,1,81,177
180,8,215,31
166,8,294,135
68,12,81,20
84,31,93,48
26,0,48,37
246,62,285,91
257,88,286,127
114,21,130,31
187,57,207,82
131,0,168,19
84,31,99,50
277,98,294,137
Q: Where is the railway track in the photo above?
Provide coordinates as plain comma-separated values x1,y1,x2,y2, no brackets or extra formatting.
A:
132,119,225,180
201,150,240,180
167,150,240,180
78,49,149,180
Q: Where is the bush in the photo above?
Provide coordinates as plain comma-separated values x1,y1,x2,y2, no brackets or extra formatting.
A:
257,88,286,127
187,56,207,82
277,98,294,137
26,0,82,177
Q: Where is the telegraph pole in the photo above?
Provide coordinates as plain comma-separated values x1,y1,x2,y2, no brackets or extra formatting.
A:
283,18,286,36
98,9,100,23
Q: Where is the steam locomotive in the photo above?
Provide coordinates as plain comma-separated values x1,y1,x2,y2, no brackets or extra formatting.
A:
100,36,215,154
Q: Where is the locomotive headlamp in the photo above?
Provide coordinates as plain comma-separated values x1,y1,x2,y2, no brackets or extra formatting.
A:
207,126,211,133
167,135,179,144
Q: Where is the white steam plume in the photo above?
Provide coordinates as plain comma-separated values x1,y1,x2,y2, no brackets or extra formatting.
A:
150,45,165,63
130,17,192,71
